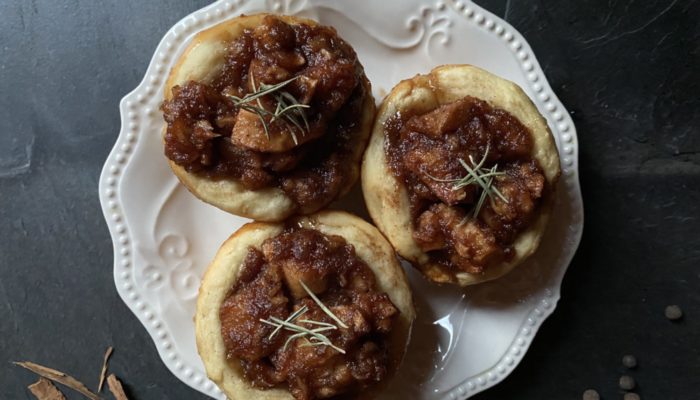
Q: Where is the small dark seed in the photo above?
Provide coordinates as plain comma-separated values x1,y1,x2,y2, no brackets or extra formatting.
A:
582,389,600,400
619,375,636,390
622,354,638,369
665,305,683,321
624,393,641,400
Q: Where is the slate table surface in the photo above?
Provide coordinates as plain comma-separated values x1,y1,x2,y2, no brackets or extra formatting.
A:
1,0,698,399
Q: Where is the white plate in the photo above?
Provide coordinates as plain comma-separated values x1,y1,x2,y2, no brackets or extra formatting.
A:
99,0,583,398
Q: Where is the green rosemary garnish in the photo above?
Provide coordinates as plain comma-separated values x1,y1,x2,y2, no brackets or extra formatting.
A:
261,316,345,354
299,280,349,329
267,304,309,340
227,76,310,145
260,280,347,354
428,144,509,217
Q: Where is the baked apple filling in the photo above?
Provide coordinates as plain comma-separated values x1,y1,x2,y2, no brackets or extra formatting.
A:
161,15,368,212
385,96,547,274
219,228,400,400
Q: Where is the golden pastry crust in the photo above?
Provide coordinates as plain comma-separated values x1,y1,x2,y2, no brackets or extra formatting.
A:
163,14,375,221
361,64,560,286
195,210,415,400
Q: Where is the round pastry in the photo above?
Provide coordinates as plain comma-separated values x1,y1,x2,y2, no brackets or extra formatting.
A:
195,211,415,400
362,64,560,286
161,14,375,221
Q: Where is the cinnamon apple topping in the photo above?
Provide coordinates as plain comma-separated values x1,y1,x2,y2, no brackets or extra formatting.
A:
219,228,400,400
385,96,547,275
161,15,368,212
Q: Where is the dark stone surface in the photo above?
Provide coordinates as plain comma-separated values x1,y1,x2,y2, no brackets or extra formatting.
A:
0,0,698,399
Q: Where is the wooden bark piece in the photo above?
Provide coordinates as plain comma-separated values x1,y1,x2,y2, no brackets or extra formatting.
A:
97,346,114,392
28,378,66,400
14,361,100,400
107,374,129,400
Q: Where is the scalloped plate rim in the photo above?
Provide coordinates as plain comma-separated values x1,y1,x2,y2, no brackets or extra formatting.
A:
99,0,584,399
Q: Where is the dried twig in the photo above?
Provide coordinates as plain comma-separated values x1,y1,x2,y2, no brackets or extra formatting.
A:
14,361,100,400
28,378,66,400
97,346,114,392
107,374,129,400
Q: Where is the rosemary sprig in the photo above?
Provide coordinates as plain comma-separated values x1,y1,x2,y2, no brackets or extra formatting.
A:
259,280,348,354
267,304,309,340
227,76,310,145
263,317,345,354
299,280,349,329
428,144,510,217
471,164,500,218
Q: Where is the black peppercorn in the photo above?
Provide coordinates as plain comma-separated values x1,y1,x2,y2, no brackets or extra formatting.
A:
622,354,638,369
665,305,683,321
582,389,600,400
619,375,636,390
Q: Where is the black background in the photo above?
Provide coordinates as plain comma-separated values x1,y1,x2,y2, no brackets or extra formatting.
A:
1,1,698,399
